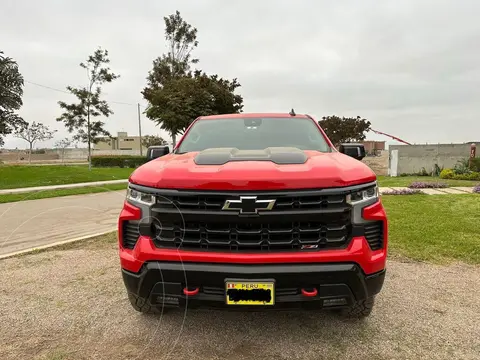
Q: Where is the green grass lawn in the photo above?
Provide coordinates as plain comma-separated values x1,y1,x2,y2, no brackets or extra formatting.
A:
0,165,133,189
0,183,127,204
382,194,480,264
377,176,478,188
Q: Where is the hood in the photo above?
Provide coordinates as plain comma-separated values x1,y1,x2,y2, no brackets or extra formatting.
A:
129,149,376,191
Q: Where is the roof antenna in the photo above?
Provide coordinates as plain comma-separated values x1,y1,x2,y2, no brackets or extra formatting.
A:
289,108,296,116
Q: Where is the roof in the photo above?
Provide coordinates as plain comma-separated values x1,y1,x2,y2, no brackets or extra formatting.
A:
197,113,310,120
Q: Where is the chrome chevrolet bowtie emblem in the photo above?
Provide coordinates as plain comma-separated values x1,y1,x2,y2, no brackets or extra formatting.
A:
222,196,276,214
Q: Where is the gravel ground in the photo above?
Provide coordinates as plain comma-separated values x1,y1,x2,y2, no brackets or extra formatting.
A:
0,240,479,360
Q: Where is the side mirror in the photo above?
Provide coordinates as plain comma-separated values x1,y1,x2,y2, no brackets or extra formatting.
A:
338,143,366,161
146,145,170,161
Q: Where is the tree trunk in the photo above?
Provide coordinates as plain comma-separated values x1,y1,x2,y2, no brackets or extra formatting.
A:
28,142,32,164
87,112,91,171
172,133,177,148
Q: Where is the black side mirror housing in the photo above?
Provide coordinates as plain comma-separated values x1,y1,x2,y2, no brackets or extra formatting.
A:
146,145,170,161
338,143,366,161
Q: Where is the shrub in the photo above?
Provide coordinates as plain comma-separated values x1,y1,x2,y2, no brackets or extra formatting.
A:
454,158,471,175
408,181,448,189
91,155,147,168
452,172,480,181
382,189,424,195
440,168,455,179
469,158,480,172
432,164,444,177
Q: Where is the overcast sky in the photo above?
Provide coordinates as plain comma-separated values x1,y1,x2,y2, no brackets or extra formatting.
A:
2,0,480,149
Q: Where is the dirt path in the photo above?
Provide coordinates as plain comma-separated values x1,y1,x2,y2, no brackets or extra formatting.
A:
0,238,479,360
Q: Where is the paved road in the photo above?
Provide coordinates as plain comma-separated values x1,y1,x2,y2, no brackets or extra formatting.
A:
0,190,126,256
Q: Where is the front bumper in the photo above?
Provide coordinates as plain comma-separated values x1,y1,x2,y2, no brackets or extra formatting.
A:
122,261,386,311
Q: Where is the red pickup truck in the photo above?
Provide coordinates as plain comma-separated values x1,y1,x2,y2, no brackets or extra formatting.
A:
118,112,387,318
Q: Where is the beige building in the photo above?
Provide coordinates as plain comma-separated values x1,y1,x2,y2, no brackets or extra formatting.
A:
94,132,147,152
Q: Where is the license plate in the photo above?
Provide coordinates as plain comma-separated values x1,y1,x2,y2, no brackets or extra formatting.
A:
225,280,275,305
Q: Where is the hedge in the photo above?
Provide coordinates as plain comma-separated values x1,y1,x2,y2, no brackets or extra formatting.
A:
91,155,147,168
440,168,480,181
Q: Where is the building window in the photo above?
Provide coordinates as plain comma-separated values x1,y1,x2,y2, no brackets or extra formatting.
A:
123,138,134,142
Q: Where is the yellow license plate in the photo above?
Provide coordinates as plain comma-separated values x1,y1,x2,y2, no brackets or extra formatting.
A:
225,280,275,305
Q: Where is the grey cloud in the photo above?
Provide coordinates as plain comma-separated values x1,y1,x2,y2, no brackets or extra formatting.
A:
1,0,480,148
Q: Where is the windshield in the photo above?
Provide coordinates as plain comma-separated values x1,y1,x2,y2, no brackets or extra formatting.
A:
177,117,332,153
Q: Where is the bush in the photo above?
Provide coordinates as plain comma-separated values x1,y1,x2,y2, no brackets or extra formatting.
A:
440,166,480,181
469,158,480,172
453,159,470,175
91,155,147,168
440,169,455,179
452,172,480,181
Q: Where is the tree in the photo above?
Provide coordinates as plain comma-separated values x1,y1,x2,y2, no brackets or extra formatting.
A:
142,11,243,146
14,122,56,163
146,74,243,137
55,137,73,163
141,135,166,148
318,116,371,146
57,48,119,170
0,51,27,146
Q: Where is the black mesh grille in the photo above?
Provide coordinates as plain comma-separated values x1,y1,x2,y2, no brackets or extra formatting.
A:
153,220,350,251
122,220,140,249
148,189,353,252
364,221,384,251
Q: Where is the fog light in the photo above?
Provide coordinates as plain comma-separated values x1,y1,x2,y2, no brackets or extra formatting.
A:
323,298,347,307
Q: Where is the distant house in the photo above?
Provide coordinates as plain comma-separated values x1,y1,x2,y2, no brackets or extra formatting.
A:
361,141,386,155
94,132,146,151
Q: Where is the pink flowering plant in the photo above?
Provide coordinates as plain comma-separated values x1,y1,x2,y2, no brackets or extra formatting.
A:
408,181,448,189
382,189,424,195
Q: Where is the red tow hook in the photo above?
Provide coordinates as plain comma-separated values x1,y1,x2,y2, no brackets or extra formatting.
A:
301,288,318,297
183,287,200,296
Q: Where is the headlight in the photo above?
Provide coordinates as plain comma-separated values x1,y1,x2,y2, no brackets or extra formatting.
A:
126,187,156,205
346,184,379,205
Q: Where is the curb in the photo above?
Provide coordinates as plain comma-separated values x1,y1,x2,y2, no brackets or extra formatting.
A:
0,228,117,260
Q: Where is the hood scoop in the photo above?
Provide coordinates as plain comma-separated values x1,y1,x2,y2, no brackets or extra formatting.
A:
194,147,308,165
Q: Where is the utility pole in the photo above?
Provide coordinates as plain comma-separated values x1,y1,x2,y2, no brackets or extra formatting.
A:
137,103,143,156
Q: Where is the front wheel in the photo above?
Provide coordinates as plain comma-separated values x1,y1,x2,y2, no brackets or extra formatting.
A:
127,293,171,315
338,296,375,319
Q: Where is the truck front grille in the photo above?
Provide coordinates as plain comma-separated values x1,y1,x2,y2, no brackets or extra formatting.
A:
147,189,353,252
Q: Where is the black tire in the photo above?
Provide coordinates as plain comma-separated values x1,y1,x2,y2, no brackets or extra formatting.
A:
338,296,375,319
127,293,171,315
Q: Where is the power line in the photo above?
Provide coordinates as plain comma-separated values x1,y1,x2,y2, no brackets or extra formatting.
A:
24,79,147,108
24,80,70,95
